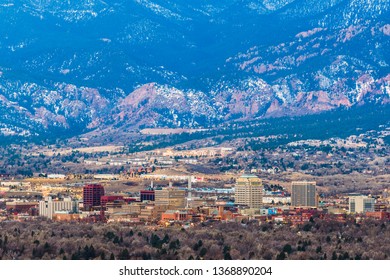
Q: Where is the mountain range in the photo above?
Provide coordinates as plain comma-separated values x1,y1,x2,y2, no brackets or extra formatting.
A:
0,0,389,141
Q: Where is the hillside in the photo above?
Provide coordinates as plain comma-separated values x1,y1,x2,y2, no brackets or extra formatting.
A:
0,0,388,141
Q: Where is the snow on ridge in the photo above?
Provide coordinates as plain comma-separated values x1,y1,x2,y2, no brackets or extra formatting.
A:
135,0,191,21
0,3,14,7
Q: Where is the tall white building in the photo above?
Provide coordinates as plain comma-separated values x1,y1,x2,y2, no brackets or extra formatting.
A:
235,174,263,209
39,197,78,219
349,195,375,214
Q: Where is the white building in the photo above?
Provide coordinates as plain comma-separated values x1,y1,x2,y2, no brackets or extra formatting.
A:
39,197,78,219
263,196,291,204
84,160,106,166
349,195,375,213
47,174,66,179
93,174,120,180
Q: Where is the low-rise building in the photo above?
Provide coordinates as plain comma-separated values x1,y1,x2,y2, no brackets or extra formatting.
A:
365,212,390,220
349,195,375,214
6,201,38,214
140,190,155,202
138,204,169,221
47,174,66,179
161,210,191,221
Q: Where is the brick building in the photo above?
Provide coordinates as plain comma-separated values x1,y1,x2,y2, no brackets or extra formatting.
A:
83,184,105,211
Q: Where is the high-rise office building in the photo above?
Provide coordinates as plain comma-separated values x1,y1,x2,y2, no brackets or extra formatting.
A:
235,174,263,208
291,181,317,208
154,187,186,210
349,195,375,213
83,184,105,210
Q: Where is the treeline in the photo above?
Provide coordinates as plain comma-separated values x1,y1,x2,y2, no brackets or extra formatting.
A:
1,104,387,149
0,118,91,147
127,104,390,152
0,217,388,260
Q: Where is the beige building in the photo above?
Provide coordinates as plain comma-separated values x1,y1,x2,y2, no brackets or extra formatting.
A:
235,174,263,208
106,201,168,222
106,201,151,215
106,200,126,214
138,204,169,221
291,181,317,208
349,195,375,213
155,188,186,210
187,197,216,208
39,197,78,219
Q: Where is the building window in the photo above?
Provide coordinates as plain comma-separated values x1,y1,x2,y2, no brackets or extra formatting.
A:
350,201,355,213
364,202,373,211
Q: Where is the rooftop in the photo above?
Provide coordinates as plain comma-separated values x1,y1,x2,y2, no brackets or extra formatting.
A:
240,174,259,178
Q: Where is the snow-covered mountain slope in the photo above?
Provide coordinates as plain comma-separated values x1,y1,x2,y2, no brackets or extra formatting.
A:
0,0,388,139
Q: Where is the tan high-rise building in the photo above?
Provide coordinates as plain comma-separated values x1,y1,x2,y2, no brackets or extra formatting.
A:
235,174,263,208
155,188,186,210
291,181,317,208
